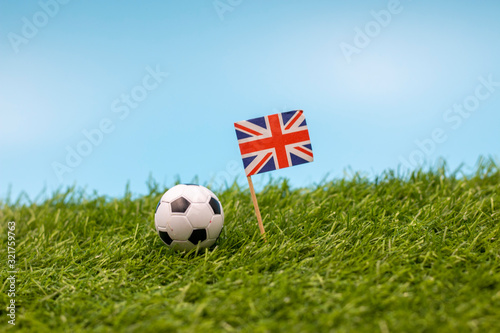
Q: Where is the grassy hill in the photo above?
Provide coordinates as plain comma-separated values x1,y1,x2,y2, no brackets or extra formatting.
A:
1,161,500,332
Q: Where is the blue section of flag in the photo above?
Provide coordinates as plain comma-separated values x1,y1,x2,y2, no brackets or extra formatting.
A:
290,153,309,166
236,129,252,140
304,144,312,150
281,111,295,126
247,116,267,129
242,155,257,169
260,156,277,173
299,119,307,127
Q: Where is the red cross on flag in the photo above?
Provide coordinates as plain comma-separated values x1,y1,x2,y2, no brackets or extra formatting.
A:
234,110,314,176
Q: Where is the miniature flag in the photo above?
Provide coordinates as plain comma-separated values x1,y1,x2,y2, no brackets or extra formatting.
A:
234,110,313,176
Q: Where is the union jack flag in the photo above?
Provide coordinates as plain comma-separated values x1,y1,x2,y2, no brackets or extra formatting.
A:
234,110,314,176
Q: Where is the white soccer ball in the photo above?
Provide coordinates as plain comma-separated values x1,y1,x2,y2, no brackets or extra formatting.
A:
154,184,224,251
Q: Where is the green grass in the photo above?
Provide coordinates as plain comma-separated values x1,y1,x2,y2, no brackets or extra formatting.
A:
1,160,500,332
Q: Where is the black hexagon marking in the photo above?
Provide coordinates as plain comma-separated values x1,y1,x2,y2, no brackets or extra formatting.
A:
209,197,221,215
188,229,207,244
171,197,190,213
158,231,173,245
155,200,161,213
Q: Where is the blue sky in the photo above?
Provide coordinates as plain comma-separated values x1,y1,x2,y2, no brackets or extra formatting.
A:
1,0,499,200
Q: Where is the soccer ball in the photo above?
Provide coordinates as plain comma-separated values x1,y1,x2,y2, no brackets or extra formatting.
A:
154,184,224,251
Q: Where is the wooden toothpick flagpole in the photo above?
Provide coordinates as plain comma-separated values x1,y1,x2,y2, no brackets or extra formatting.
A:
247,176,266,237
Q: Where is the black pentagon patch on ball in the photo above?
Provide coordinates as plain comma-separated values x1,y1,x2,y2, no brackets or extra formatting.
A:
155,200,161,213
171,197,190,213
158,231,173,245
209,197,221,215
188,229,207,244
